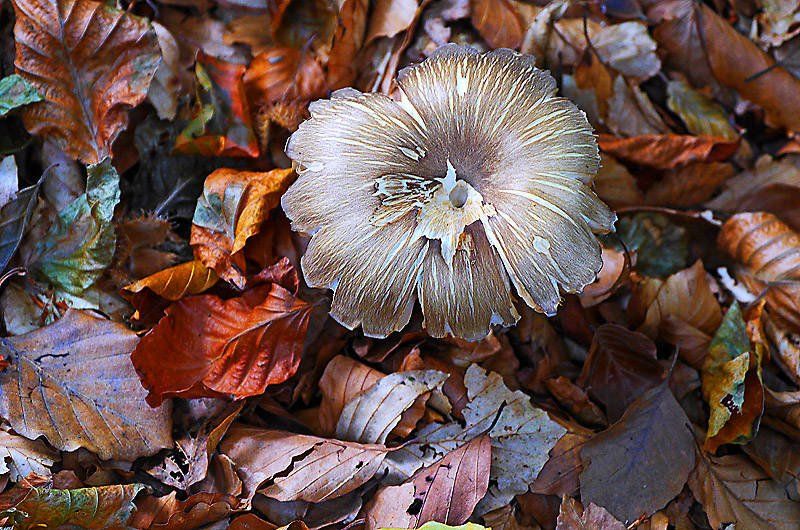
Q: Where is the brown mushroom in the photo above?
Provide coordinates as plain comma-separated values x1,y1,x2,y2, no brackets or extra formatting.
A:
282,44,616,341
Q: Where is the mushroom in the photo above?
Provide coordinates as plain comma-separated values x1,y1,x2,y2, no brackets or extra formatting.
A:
282,44,616,341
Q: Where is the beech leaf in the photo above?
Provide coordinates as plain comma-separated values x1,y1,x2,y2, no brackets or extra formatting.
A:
220,424,390,502
0,484,144,530
132,260,312,405
336,370,449,444
0,309,173,460
123,260,219,301
11,0,161,164
688,451,800,530
579,382,695,525
29,158,119,295
318,355,385,437
0,430,59,481
0,173,43,273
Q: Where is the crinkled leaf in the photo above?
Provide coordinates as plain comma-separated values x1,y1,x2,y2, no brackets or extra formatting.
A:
611,213,688,278
336,370,448,444
688,451,800,530
0,172,43,273
579,382,695,525
11,0,160,164
666,78,738,140
130,491,243,530
384,365,566,516
555,496,626,530
220,424,390,502
702,301,764,452
132,259,312,405
0,484,144,530
0,309,173,460
29,158,119,295
191,168,294,288
0,75,42,118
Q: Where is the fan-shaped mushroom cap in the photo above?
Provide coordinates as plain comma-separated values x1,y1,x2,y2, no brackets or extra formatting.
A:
283,44,616,341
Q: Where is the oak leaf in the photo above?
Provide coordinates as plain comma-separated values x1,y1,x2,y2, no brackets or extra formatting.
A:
11,0,160,164
0,309,172,460
132,259,312,405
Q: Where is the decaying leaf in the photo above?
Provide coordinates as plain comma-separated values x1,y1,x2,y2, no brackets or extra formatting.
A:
0,173,43,273
28,158,119,296
579,382,695,525
666,78,738,141
11,0,160,163
132,259,312,405
220,424,390,502
384,365,566,515
0,309,172,460
0,75,42,118
122,260,219,302
688,450,800,530
718,212,800,333
336,370,448,444
191,168,295,288
0,484,144,530
702,302,764,452
612,213,688,278
598,134,738,169
317,355,385,437
555,495,626,530
130,491,243,530
0,430,59,482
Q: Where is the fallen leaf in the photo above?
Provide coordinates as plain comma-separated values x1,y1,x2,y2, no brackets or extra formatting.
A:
220,424,390,502
191,168,295,288
11,0,160,163
470,0,525,50
0,75,42,118
0,173,42,273
366,0,419,43
384,365,566,515
174,52,259,158
588,22,661,80
650,0,800,134
645,162,735,208
28,158,119,296
533,429,593,498
226,513,278,530
0,309,172,460
592,154,644,209
317,355,385,437
243,47,328,111
577,324,666,423
578,247,628,307
147,22,186,121
688,450,800,530
718,212,800,333
130,491,243,530
629,260,722,340
336,370,448,444
579,382,695,525
326,0,370,89
702,302,765,452
122,259,219,306
744,427,800,487
132,259,312,405
0,430,59,482
598,134,738,169
0,484,144,530
555,495,626,530
606,75,668,137
611,213,688,278
665,78,738,141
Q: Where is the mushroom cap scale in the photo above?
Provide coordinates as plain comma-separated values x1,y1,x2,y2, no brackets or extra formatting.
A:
282,44,616,341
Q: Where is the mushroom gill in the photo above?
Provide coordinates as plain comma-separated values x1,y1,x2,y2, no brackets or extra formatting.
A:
282,44,616,341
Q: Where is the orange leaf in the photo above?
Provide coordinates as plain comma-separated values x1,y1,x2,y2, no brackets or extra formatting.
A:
470,0,525,50
718,212,800,333
191,168,295,288
11,0,160,164
131,259,312,406
123,260,219,301
244,47,328,109
598,134,738,169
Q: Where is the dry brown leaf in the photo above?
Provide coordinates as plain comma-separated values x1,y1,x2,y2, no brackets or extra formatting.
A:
650,0,800,134
645,162,735,208
688,450,800,530
131,491,243,530
578,247,628,307
317,356,385,437
326,0,370,89
191,168,295,288
598,134,738,170
366,0,419,43
470,0,525,49
336,370,448,444
244,47,328,111
718,212,800,333
592,154,644,209
219,424,389,502
533,429,593,498
11,0,160,164
0,430,59,482
555,496,626,530
0,309,172,461
579,382,695,525
629,260,723,340
606,76,668,137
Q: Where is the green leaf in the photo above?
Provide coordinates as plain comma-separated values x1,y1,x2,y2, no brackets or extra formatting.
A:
0,171,44,273
0,75,42,118
612,212,688,277
29,158,120,294
0,484,144,530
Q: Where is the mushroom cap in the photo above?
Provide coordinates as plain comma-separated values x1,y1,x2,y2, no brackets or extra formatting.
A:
282,44,616,341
